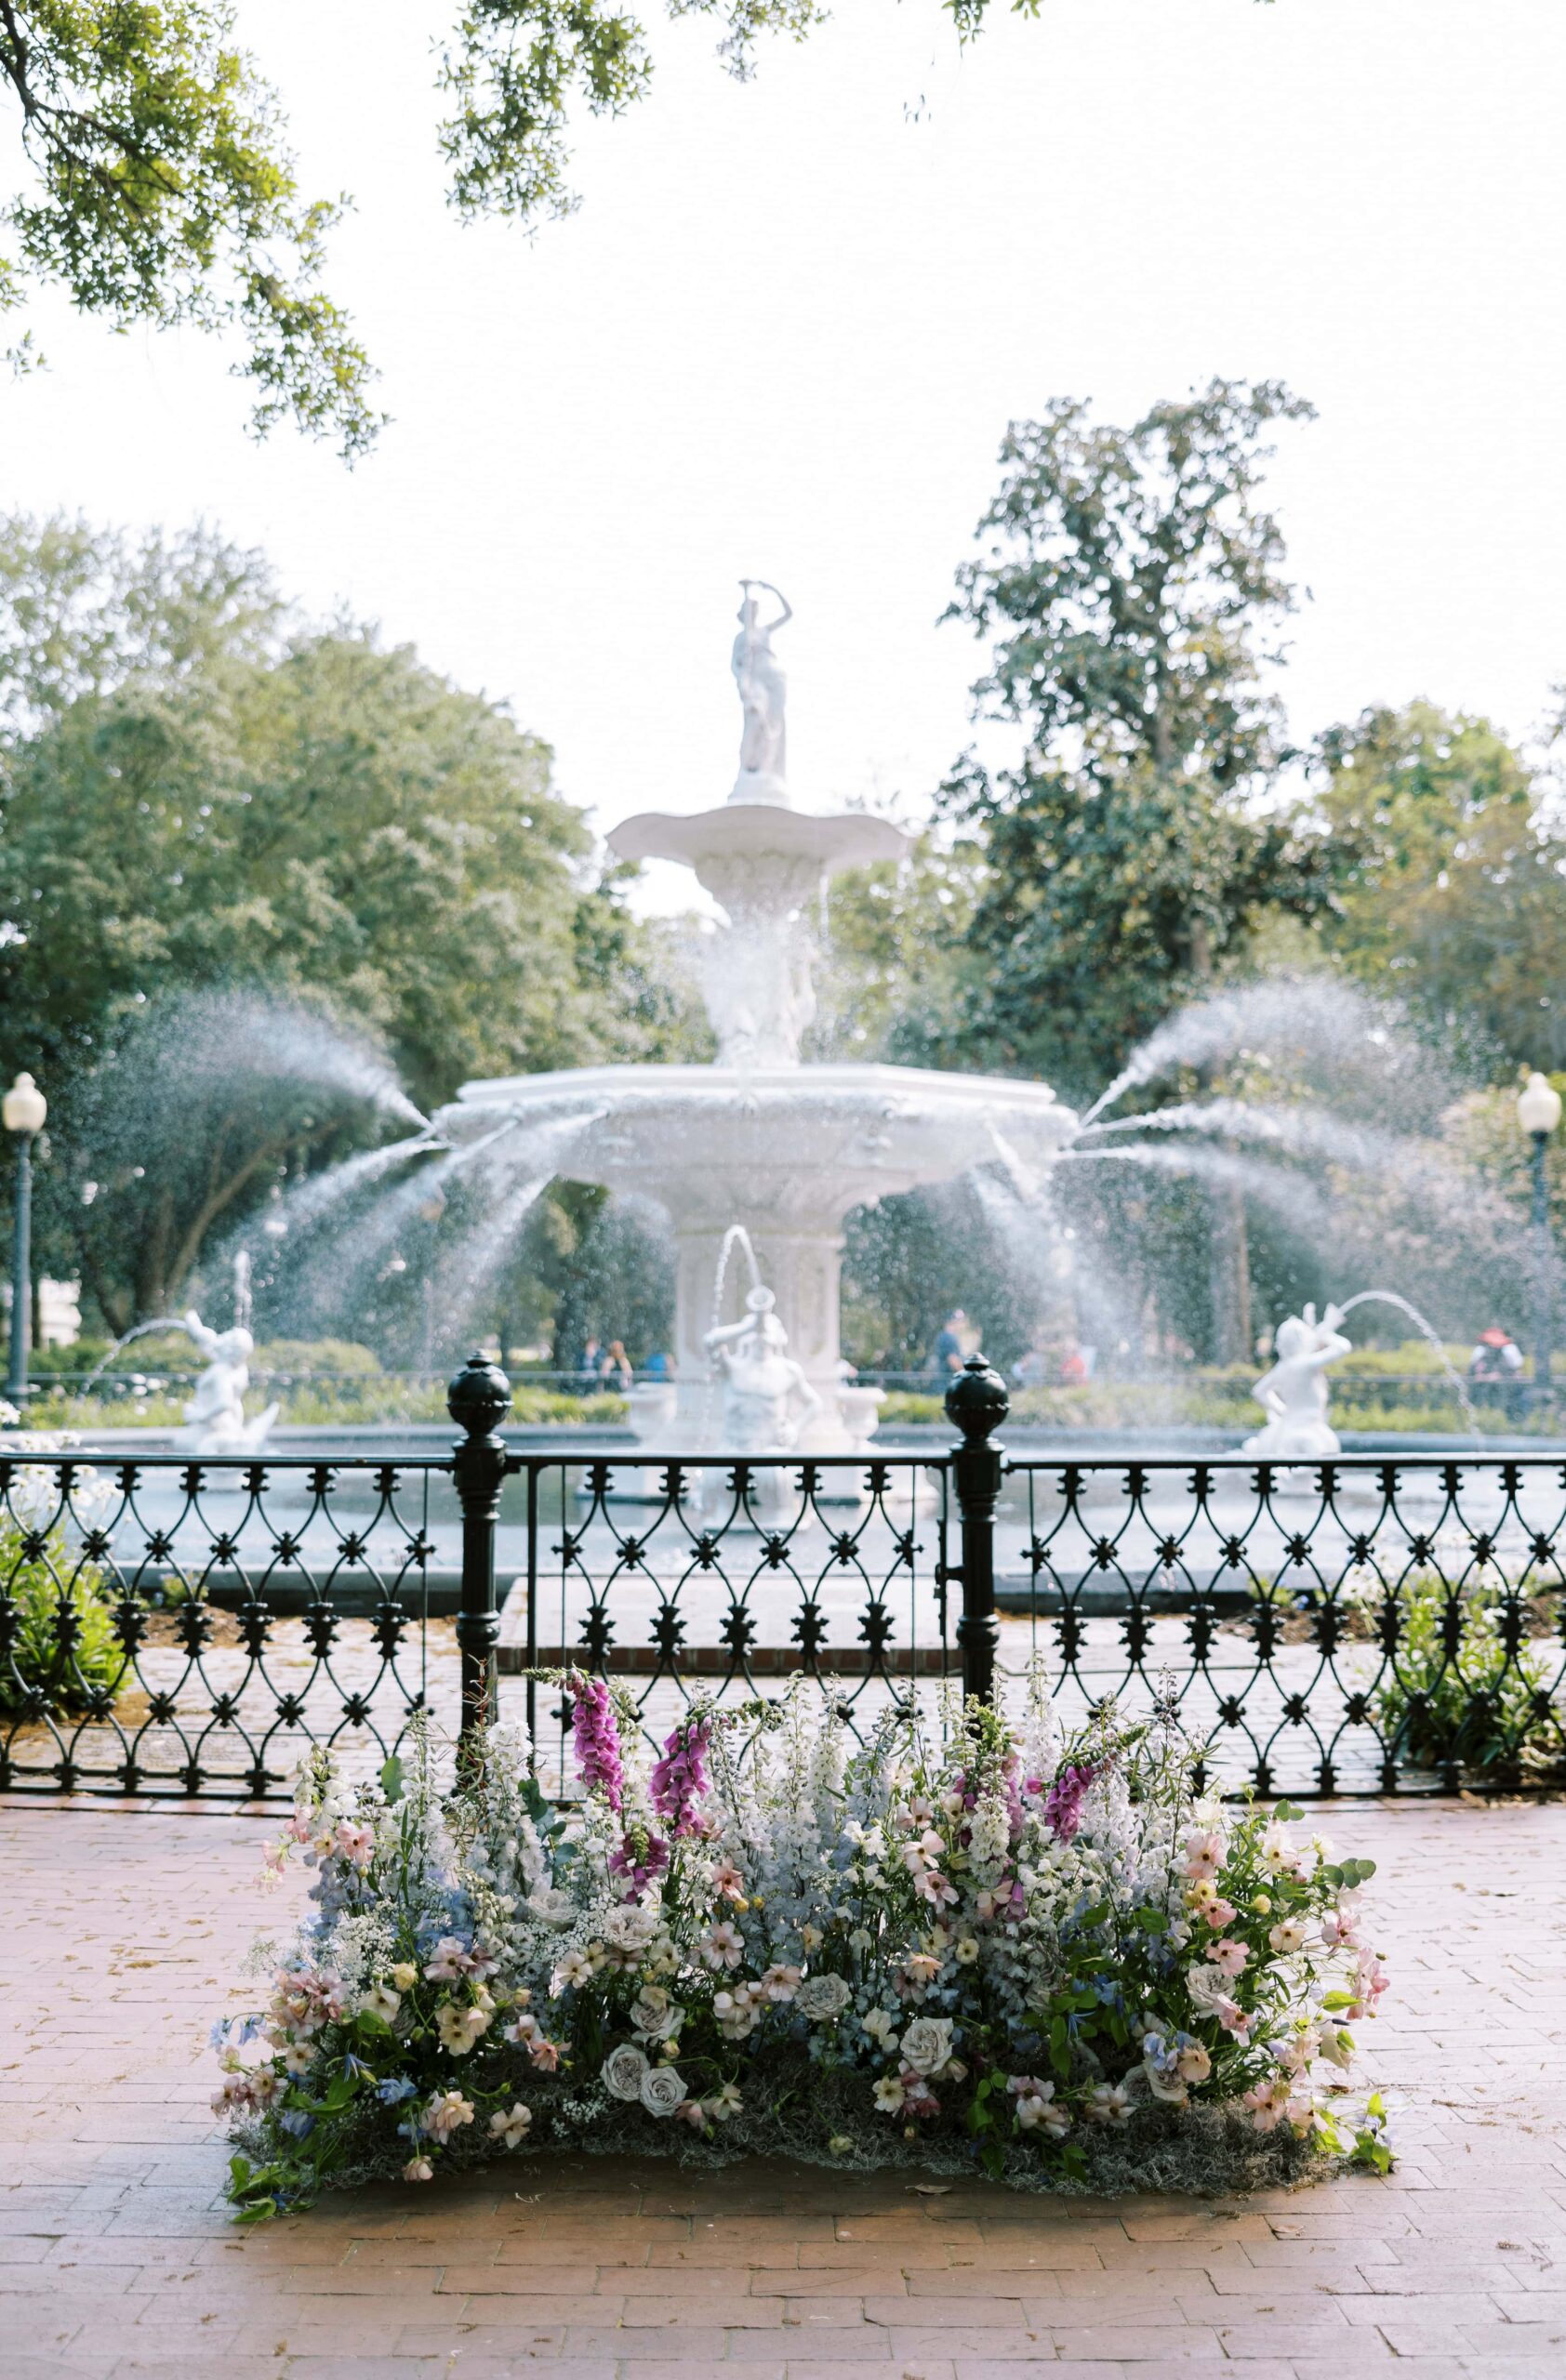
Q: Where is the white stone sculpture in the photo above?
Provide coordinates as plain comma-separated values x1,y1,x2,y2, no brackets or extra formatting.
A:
704,1285,822,1455
172,1311,280,1456
731,581,791,801
1242,1303,1352,1461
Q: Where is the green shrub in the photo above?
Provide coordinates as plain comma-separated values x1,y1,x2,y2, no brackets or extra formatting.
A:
1374,1573,1564,1776
0,1523,128,1715
251,1339,383,1377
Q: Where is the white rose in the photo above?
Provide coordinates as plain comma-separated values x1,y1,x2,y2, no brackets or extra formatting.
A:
639,2064,686,2118
601,2043,650,2101
1186,1963,1233,2017
796,1974,852,2024
604,1904,659,1950
1143,2058,1189,2107
630,1987,683,2041
898,2016,955,2076
527,1887,577,1929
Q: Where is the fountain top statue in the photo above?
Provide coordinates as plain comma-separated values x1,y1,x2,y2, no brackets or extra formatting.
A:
609,583,908,1065
731,580,791,804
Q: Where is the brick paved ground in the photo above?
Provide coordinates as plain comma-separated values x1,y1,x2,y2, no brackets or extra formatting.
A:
2,1797,1564,2379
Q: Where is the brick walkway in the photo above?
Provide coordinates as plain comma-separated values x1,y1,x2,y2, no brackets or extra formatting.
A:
2,1799,1564,2379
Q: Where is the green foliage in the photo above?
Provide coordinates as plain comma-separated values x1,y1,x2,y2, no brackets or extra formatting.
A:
0,514,701,1326
942,381,1328,1102
812,832,979,1065
515,1182,675,1368
247,1338,384,1379
0,1522,126,1715
0,6,1280,443
1442,1075,1566,1253
23,1377,627,1429
0,2,378,453
435,1,834,227
1374,1573,1564,1776
1310,703,1566,1073
843,1171,1070,1374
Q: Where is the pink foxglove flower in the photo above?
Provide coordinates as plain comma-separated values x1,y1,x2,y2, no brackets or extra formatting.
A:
649,1714,712,1838
569,1674,625,1812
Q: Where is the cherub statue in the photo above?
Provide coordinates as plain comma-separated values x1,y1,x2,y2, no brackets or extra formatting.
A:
171,1311,280,1456
703,1284,821,1455
1242,1302,1352,1461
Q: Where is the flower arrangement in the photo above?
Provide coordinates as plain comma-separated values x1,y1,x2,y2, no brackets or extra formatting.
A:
215,1675,1391,2220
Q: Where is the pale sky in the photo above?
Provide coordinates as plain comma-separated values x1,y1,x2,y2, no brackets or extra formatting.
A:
6,0,1564,914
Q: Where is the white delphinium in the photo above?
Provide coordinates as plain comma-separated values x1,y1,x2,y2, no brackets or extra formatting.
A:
1020,1651,1062,1782
963,1790,1013,1892
808,1697,847,1827
466,1724,549,1904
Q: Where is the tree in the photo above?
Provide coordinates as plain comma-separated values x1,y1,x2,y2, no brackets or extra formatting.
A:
1310,702,1566,1074
1,2,378,452
809,829,979,1065
943,379,1325,1095
3,3,1275,449
0,512,706,1320
942,379,1327,1360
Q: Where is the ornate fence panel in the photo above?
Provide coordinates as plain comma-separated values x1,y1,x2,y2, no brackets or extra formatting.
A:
4,1351,1566,1800
1004,1451,1566,1796
0,1445,453,1798
505,1450,953,1798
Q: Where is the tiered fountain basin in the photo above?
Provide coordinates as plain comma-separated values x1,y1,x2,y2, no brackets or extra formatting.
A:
439,1061,1078,1454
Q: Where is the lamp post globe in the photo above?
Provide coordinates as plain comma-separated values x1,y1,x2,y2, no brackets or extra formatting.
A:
1518,1071,1561,1406
4,1071,46,1408
1519,1072,1563,1140
3,1072,46,1137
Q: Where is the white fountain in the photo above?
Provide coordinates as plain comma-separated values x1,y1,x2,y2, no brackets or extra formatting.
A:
437,582,1078,1456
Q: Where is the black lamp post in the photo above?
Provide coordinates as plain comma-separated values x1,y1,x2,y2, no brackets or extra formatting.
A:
4,1070,46,1407
1518,1070,1562,1408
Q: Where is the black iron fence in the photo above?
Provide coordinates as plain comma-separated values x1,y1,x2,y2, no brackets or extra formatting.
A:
3,1353,1564,1802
